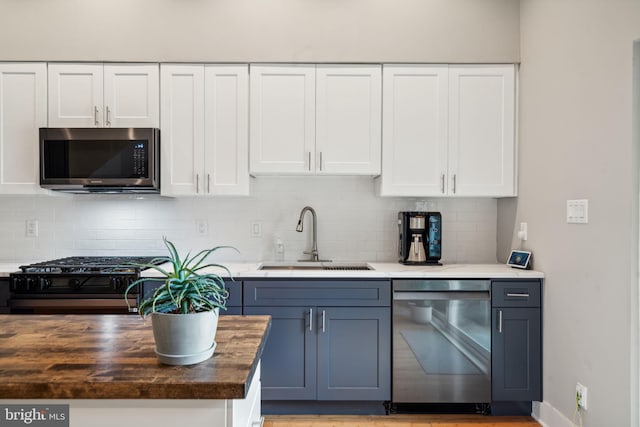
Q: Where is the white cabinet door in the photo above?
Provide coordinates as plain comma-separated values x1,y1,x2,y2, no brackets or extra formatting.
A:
48,63,159,128
103,64,159,128
249,64,316,175
160,64,205,196
448,65,516,196
204,65,249,196
0,63,48,194
316,65,381,175
161,64,249,197
48,63,103,127
380,65,449,196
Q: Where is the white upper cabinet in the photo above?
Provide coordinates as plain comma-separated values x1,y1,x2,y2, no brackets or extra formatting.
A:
0,63,48,194
448,65,515,196
316,65,381,175
249,64,316,174
161,64,249,197
380,64,516,197
48,63,159,128
249,64,382,175
380,65,449,196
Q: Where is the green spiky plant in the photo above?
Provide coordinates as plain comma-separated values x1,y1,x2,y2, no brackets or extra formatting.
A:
125,237,235,317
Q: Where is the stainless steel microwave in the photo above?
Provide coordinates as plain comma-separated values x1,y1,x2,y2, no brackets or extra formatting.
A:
39,128,160,193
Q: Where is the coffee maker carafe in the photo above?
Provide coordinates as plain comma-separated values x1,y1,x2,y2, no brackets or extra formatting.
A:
398,211,442,265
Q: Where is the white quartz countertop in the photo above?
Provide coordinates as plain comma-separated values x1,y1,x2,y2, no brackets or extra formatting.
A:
138,262,544,280
0,261,544,279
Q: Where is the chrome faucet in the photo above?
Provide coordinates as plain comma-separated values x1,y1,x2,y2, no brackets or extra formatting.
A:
296,206,324,262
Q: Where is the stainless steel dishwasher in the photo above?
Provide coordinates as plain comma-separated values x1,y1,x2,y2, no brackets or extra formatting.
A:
392,279,491,405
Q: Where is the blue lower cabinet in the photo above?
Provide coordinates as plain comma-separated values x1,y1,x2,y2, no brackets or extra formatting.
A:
243,279,391,401
491,280,542,404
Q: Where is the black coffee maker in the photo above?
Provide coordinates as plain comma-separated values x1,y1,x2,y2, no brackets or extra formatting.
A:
398,211,442,265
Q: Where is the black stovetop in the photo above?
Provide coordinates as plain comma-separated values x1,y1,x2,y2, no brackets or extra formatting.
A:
17,256,163,274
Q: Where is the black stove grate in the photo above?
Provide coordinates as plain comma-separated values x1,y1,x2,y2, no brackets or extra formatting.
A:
18,256,164,274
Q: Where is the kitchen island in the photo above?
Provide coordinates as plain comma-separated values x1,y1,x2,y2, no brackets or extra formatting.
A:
0,314,270,427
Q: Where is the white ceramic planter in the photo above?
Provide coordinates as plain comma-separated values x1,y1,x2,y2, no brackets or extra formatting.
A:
151,309,219,365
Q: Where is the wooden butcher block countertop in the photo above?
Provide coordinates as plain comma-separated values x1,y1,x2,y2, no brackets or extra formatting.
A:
0,314,270,400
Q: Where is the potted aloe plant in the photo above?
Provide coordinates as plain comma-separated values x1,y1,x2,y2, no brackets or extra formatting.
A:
125,237,235,366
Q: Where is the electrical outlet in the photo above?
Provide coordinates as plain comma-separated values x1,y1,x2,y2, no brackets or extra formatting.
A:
25,219,39,237
196,219,208,236
576,382,588,410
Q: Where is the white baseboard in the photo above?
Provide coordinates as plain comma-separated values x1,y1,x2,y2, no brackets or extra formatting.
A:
532,401,575,427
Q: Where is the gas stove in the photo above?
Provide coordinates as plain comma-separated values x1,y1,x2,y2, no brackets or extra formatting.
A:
8,256,165,314
10,256,163,293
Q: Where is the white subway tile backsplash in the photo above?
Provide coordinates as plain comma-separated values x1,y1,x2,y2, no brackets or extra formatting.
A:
0,177,499,263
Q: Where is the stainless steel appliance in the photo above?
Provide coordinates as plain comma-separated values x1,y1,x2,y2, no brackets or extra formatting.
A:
392,279,491,406
40,127,160,193
8,256,163,314
398,211,441,265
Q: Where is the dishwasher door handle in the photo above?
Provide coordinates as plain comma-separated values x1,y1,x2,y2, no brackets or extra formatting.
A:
393,291,490,301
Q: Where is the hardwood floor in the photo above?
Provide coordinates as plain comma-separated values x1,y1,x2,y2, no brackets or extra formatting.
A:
263,414,541,427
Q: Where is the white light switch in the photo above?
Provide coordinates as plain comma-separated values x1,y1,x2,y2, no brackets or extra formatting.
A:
567,199,589,224
250,222,262,237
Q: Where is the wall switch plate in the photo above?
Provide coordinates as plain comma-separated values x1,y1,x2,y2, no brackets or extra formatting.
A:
567,199,589,224
250,222,262,237
25,219,39,237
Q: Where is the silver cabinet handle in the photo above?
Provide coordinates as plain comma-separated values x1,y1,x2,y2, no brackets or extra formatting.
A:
309,308,313,332
322,309,326,333
441,174,445,194
452,174,457,194
94,106,100,126
207,173,211,194
196,174,200,193
319,152,323,171
106,106,111,127
308,152,311,171
498,309,503,333
252,417,264,427
506,293,530,298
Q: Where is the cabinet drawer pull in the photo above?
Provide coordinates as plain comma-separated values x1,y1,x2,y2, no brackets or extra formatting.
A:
440,174,445,194
319,152,323,171
322,309,326,333
309,308,313,332
506,292,530,298
94,106,100,126
452,174,457,194
196,174,200,193
207,173,211,194
498,309,503,333
308,152,311,171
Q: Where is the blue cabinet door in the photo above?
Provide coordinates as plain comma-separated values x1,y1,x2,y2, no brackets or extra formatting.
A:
244,306,316,400
491,307,542,401
316,307,391,400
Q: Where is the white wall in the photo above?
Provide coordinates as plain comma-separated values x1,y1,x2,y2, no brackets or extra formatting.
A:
0,177,498,264
0,0,519,63
498,1,640,426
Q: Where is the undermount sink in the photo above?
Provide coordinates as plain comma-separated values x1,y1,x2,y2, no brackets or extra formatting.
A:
258,262,373,271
